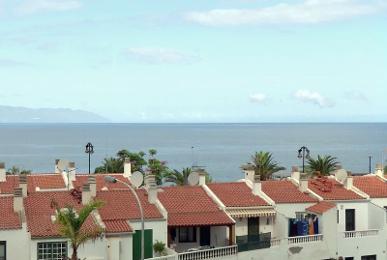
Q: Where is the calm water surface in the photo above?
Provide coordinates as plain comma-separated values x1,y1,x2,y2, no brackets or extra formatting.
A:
0,123,386,181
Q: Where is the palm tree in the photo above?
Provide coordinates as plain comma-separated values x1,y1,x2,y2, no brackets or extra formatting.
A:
307,155,340,176
94,157,122,173
251,151,285,181
164,168,192,186
53,200,104,260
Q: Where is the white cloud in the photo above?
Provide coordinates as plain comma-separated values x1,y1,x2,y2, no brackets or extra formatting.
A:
249,93,267,104
125,48,199,64
294,89,334,108
17,0,82,15
185,0,386,26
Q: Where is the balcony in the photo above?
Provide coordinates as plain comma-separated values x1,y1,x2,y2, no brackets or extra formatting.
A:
236,233,271,252
177,245,238,260
287,234,323,245
343,229,379,238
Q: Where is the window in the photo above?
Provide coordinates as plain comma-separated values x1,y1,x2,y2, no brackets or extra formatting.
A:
0,241,6,260
345,209,355,231
361,255,376,260
337,210,339,224
345,257,354,260
384,206,387,223
179,227,197,243
37,242,67,260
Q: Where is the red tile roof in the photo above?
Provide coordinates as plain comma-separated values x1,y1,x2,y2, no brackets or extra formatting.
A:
0,197,21,230
353,176,387,198
97,189,163,221
308,178,364,201
158,186,234,227
104,220,133,234
27,174,66,192
208,182,269,207
73,174,131,191
0,176,19,194
261,180,317,204
24,191,97,238
306,201,336,215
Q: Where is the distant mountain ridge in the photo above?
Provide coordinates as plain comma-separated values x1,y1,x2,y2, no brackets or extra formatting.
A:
0,105,109,123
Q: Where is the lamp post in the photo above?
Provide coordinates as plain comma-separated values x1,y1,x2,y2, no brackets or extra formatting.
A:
104,176,144,260
85,142,94,174
298,146,310,173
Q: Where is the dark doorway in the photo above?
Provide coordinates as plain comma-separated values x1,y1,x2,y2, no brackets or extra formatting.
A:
345,209,355,231
248,217,260,236
200,226,211,246
0,241,6,260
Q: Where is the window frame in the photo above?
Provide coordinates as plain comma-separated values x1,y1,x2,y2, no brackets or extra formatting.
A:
0,241,6,260
179,227,197,243
37,241,68,260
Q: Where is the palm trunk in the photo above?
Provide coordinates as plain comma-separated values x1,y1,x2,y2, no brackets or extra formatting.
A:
71,245,78,260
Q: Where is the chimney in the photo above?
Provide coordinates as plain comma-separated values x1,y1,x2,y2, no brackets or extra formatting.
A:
299,175,309,192
252,175,262,195
242,163,255,183
345,172,353,190
291,166,300,183
375,164,384,177
55,159,60,174
19,175,28,197
68,162,76,182
13,188,23,213
145,174,158,204
82,183,92,205
0,162,6,182
198,170,207,186
124,158,132,178
88,175,96,197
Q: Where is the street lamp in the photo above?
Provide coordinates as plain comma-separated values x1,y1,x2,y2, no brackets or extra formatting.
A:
85,142,94,174
298,146,311,173
104,176,144,260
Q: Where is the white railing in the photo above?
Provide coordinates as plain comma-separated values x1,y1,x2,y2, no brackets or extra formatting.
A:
287,234,323,245
178,245,238,260
343,229,379,238
270,239,281,247
147,255,178,260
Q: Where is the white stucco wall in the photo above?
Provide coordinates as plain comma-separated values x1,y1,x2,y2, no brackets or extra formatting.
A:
30,237,108,260
0,224,29,260
107,235,132,260
130,219,168,246
336,201,369,232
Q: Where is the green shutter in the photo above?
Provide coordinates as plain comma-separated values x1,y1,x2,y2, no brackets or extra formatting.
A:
133,229,154,260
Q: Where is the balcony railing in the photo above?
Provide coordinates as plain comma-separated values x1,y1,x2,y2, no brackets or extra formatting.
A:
287,234,323,245
178,245,238,260
270,239,281,247
236,233,271,252
343,229,379,238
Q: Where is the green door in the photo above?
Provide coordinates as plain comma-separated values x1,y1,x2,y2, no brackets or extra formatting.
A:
133,229,153,260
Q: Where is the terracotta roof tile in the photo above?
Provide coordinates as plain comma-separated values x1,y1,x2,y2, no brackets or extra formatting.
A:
24,191,97,238
97,189,163,221
306,201,336,215
0,196,21,230
308,178,363,201
158,186,234,227
0,176,19,194
353,176,387,198
261,180,317,204
104,220,133,234
27,175,66,192
208,182,269,207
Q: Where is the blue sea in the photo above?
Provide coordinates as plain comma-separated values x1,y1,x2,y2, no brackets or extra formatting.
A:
0,123,386,181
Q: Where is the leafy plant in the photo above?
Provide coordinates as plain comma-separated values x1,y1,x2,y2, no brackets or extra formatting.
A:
307,155,340,176
153,240,166,256
250,151,285,181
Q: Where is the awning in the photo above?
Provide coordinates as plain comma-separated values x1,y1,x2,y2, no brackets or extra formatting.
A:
226,207,276,218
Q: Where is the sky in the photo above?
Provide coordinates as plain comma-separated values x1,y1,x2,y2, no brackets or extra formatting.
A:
0,0,386,123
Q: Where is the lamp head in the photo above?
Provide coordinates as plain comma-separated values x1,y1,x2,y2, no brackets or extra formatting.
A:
104,175,117,184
